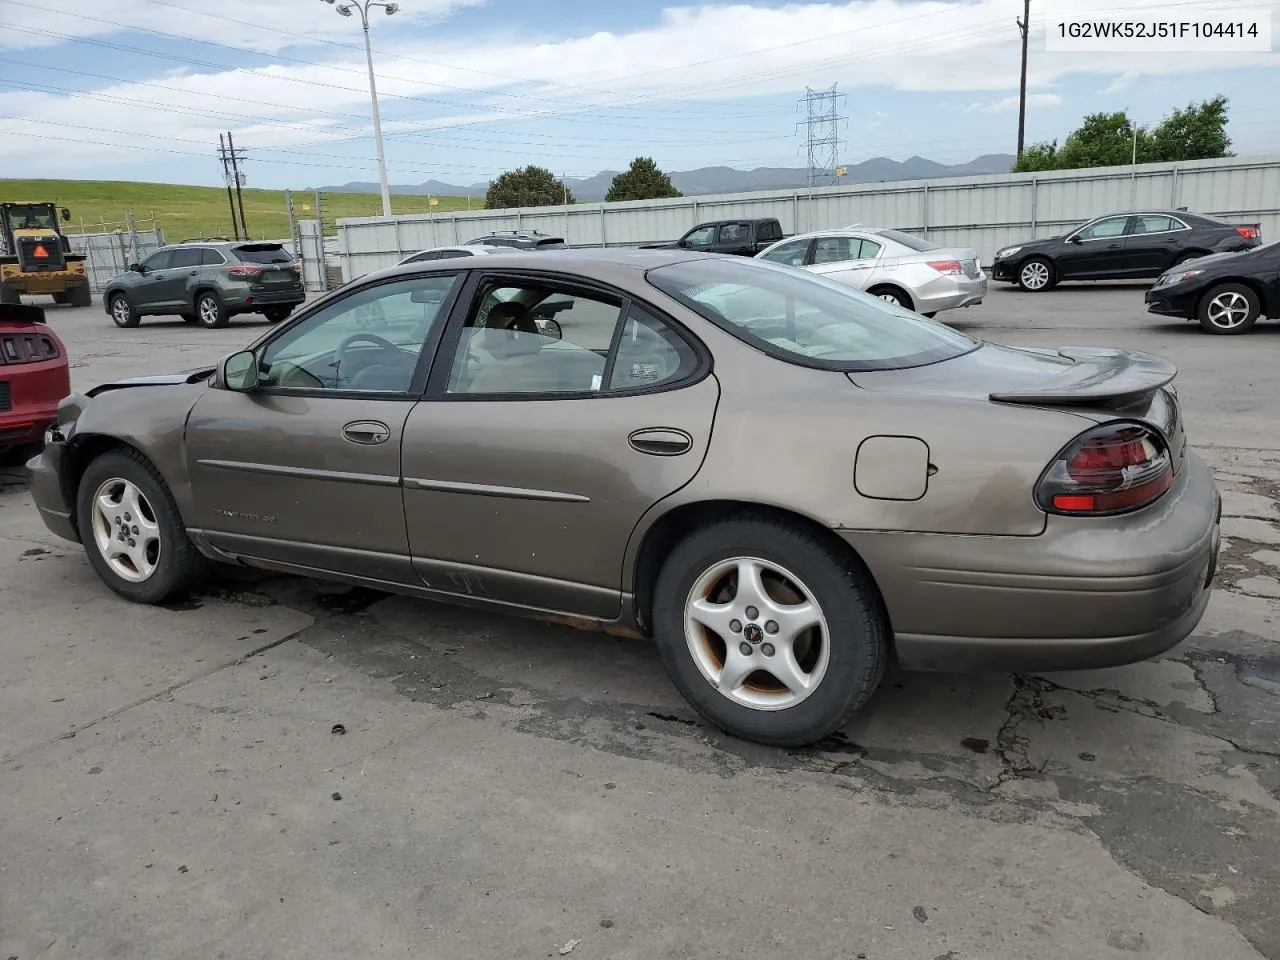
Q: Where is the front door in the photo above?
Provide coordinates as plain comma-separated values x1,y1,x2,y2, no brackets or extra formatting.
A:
1057,215,1130,279
401,274,719,619
132,249,175,310
184,271,463,582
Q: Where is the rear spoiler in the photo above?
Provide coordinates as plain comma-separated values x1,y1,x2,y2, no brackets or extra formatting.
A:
990,347,1176,406
0,303,46,325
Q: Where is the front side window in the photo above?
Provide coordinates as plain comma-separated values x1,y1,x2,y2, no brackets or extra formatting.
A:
142,250,173,271
759,239,811,267
647,257,976,371
1076,217,1128,241
258,274,458,393
683,226,716,247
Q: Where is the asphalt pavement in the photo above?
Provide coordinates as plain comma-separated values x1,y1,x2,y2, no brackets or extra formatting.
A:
2,283,1279,960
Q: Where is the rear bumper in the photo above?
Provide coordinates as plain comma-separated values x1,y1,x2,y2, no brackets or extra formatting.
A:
0,358,70,449
914,274,987,314
841,452,1221,672
224,288,305,310
1144,285,1199,319
26,438,79,542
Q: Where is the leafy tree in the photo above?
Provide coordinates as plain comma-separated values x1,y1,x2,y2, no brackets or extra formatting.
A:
605,157,682,202
485,165,574,209
1013,97,1231,172
1145,95,1232,163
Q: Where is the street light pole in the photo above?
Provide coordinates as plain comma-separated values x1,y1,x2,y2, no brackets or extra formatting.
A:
323,0,399,217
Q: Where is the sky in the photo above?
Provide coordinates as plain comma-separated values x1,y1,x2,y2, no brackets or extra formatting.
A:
0,0,1276,189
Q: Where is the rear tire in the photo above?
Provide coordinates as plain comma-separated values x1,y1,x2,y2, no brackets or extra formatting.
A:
68,284,92,307
194,290,228,328
1173,251,1207,267
264,306,293,324
1198,282,1259,335
651,516,888,747
109,294,140,328
52,291,70,305
868,286,914,311
1017,257,1054,292
0,282,18,306
76,448,209,604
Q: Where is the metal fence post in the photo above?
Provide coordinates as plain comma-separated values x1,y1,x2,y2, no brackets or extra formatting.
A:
1030,177,1039,234
921,183,930,239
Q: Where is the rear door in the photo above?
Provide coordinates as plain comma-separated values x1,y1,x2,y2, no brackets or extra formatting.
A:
160,247,203,310
1123,214,1192,275
807,235,882,290
400,271,719,618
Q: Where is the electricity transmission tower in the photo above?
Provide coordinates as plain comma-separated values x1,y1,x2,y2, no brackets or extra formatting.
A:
798,85,845,188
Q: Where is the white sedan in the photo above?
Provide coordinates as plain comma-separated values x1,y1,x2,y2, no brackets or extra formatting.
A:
756,227,986,318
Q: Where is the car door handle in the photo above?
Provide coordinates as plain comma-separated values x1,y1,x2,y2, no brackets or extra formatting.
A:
1107,243,1121,249
628,428,693,456
342,420,390,445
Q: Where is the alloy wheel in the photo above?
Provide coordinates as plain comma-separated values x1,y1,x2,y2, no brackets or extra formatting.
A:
90,477,162,583
1020,261,1050,290
198,296,220,326
112,298,131,325
1206,291,1251,330
683,556,830,711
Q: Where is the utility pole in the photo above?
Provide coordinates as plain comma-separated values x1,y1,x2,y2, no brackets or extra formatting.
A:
1016,0,1031,160
218,133,239,240
227,132,249,240
797,85,845,189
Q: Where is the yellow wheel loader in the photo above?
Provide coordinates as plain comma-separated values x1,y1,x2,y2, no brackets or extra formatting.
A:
0,202,92,307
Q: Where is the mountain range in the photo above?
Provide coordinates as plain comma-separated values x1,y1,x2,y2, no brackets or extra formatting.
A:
317,154,1016,202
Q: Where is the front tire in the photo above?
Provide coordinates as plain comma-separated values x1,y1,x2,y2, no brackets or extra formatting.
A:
651,516,888,747
109,294,140,328
76,448,208,604
1198,282,1259,335
1017,257,1054,292
195,291,228,328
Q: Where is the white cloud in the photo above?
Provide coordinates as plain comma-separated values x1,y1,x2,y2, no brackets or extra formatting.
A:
0,0,1274,176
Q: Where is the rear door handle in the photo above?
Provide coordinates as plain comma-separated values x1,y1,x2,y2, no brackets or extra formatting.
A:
628,428,693,457
342,420,390,445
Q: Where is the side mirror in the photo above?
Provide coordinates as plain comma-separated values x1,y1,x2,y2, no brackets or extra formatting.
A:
222,350,260,392
61,208,71,222
1068,235,1083,245
129,262,144,273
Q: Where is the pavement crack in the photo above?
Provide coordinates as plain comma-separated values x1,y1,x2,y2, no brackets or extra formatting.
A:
0,625,310,766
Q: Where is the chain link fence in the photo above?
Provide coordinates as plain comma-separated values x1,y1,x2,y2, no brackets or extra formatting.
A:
66,226,166,293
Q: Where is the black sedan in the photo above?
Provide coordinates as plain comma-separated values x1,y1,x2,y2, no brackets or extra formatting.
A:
992,211,1261,292
1145,240,1279,335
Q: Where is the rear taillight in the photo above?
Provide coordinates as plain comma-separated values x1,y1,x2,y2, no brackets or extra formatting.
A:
1036,422,1173,515
225,265,262,277
927,260,963,275
291,263,302,274
1235,225,1260,240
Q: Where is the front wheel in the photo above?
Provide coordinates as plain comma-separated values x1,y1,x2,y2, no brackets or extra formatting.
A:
195,291,228,328
651,516,888,747
1017,257,1054,292
76,448,208,603
1198,282,1259,335
109,294,140,328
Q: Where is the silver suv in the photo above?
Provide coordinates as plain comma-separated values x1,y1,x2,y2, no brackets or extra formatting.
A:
103,241,305,329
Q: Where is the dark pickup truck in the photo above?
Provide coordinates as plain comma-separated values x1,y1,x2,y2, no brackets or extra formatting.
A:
641,218,787,256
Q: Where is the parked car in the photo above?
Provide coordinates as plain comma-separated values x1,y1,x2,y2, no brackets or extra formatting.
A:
398,244,509,264
756,227,986,317
641,218,787,256
992,210,1262,292
1145,240,1280,334
1,303,69,453
103,241,305,329
465,231,567,250
27,249,1220,747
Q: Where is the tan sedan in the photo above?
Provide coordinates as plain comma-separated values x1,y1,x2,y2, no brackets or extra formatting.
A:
27,249,1221,746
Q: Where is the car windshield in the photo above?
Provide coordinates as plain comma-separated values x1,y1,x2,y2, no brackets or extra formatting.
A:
233,243,293,264
647,257,977,371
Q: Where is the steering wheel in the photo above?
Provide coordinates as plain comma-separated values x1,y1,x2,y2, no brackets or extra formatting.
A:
334,332,404,374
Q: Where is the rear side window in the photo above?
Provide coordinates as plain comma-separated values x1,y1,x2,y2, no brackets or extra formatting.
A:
608,305,701,391
200,248,227,265
436,249,472,259
233,243,293,264
535,238,567,249
404,251,438,263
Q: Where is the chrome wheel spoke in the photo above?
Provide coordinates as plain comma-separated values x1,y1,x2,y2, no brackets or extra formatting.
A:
732,559,772,613
90,477,162,583
717,647,756,694
771,601,821,647
688,597,737,637
771,644,815,697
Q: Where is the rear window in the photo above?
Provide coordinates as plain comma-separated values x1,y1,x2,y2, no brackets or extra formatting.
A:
535,238,567,249
875,229,938,252
233,243,293,264
647,257,976,372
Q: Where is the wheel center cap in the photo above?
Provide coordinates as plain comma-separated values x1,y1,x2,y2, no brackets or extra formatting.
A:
743,622,764,644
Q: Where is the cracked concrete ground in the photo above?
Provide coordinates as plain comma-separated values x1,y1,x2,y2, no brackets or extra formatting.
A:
2,287,1279,959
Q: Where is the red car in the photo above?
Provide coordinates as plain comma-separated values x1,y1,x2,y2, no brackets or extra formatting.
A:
0,304,70,452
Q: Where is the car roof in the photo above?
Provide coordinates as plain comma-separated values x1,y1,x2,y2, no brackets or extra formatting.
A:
368,247,717,284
